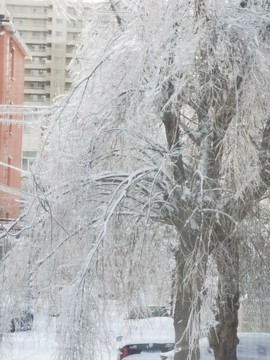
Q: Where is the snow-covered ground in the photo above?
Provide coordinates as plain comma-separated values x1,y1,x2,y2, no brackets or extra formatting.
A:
1,316,270,360
0,317,58,360
200,333,270,359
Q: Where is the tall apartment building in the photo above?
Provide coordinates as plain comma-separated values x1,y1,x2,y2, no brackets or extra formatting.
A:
0,0,5,14
5,0,87,106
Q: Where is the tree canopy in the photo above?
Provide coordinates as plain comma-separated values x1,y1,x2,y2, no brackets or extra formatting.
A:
2,1,270,359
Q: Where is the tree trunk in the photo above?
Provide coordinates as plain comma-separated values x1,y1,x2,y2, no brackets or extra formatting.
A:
174,282,200,360
209,237,240,360
174,248,203,360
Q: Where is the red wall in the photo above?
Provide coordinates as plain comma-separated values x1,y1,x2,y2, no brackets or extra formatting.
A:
0,28,25,220
0,31,9,104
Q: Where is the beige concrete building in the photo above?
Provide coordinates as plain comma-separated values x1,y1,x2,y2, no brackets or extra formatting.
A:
0,0,6,14
5,0,87,106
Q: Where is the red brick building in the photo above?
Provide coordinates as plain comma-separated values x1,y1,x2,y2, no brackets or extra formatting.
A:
0,13,30,226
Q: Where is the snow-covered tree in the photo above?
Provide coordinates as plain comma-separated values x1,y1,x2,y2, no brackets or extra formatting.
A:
2,1,270,360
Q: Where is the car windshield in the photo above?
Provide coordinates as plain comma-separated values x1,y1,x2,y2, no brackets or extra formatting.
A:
127,306,171,320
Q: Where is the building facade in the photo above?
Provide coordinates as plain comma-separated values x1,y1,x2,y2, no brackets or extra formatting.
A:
5,0,87,106
0,8,30,255
0,0,5,14
4,0,96,174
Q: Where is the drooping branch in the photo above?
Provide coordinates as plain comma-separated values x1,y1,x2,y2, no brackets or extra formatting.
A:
109,0,124,29
259,116,270,189
162,81,186,184
194,0,206,21
163,110,186,183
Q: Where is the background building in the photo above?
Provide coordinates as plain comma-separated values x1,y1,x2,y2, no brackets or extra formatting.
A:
5,0,86,106
4,0,99,175
0,8,30,255
0,0,5,14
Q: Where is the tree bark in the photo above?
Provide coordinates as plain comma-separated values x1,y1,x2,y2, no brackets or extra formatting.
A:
209,237,240,360
174,261,201,360
173,230,205,360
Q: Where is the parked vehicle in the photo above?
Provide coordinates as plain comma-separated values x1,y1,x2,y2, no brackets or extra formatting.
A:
116,306,174,360
10,311,34,333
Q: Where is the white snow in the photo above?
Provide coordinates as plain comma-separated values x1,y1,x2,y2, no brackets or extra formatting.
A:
200,333,270,359
1,314,270,360
117,317,174,347
0,317,58,360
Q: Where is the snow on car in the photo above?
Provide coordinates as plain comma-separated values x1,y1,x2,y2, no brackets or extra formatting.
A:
116,305,270,360
116,306,174,360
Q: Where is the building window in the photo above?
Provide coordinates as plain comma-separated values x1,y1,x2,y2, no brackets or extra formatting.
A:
39,69,45,76
30,94,38,101
22,152,37,172
8,115,13,135
30,82,39,89
54,44,62,50
10,41,15,80
32,32,40,38
54,57,62,63
7,157,12,186
41,95,48,102
56,31,62,37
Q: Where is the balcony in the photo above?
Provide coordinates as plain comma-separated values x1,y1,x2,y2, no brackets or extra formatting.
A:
24,74,47,82
12,12,48,20
24,88,48,95
25,63,48,71
24,94,50,105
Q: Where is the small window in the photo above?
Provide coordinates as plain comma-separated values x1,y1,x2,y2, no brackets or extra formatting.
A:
8,115,13,134
22,152,37,172
10,47,15,79
54,57,62,63
7,157,12,186
32,31,40,38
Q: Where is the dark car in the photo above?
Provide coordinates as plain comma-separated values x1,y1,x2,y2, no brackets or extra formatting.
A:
10,311,34,333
